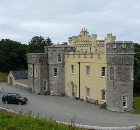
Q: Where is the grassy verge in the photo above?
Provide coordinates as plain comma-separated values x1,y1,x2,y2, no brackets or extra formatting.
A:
0,72,8,82
132,96,140,114
0,109,86,130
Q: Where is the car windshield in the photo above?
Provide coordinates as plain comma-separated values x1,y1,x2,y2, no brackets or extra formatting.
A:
16,94,21,98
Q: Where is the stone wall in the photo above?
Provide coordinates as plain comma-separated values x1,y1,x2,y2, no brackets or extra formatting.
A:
27,45,74,95
47,45,74,95
27,53,48,94
106,42,134,112
15,82,28,90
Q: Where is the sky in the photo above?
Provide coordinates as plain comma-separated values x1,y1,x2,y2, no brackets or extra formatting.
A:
0,0,140,44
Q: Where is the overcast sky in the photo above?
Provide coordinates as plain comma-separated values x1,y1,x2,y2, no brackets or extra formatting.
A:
0,0,140,44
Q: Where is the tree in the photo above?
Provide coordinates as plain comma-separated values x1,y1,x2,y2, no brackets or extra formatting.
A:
46,37,53,46
134,43,140,52
26,36,53,54
0,39,27,72
27,36,46,53
134,53,140,94
61,42,68,45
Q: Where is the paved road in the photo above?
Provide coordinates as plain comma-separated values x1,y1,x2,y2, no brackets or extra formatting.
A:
0,82,140,127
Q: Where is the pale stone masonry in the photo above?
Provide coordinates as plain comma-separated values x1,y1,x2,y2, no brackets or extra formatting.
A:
27,28,134,112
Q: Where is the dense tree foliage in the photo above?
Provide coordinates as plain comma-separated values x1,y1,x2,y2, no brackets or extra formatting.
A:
61,42,68,45
26,36,53,53
46,37,53,46
134,43,140,94
134,43,140,52
0,39,27,72
0,36,53,73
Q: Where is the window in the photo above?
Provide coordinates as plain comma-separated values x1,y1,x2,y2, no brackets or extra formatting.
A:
86,66,90,76
75,85,77,93
50,84,53,93
101,67,105,77
58,54,62,62
11,95,16,99
44,81,47,91
35,68,37,77
101,90,105,101
71,65,74,74
30,67,33,76
86,88,90,99
54,68,57,77
131,68,134,80
123,96,127,108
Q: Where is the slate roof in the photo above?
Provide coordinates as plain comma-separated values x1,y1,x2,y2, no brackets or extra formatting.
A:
11,70,28,79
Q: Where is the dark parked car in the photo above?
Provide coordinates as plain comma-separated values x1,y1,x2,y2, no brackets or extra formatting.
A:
2,93,28,105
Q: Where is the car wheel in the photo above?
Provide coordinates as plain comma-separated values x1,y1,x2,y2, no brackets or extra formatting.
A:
18,101,22,105
5,101,8,104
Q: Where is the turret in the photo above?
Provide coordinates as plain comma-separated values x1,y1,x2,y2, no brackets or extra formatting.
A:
80,27,89,37
104,33,116,44
91,34,97,46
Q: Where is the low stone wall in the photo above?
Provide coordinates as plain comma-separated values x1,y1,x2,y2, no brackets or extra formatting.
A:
15,82,28,91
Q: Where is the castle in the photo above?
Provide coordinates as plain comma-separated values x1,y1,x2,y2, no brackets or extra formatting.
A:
27,28,134,112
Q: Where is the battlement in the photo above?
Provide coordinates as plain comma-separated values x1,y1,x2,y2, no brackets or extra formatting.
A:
106,41,134,54
107,41,134,44
97,40,105,45
74,40,92,46
27,53,45,58
107,33,112,37
27,53,46,64
45,45,74,53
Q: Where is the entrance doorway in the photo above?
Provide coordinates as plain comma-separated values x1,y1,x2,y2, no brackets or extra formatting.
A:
9,77,12,86
70,81,74,97
58,83,63,95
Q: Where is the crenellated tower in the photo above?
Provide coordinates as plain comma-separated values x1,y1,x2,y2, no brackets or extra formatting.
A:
106,41,134,112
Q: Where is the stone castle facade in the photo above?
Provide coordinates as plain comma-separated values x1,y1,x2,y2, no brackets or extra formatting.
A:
106,41,134,111
27,45,74,95
27,28,134,112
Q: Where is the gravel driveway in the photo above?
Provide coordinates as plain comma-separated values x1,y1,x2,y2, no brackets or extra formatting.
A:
0,82,140,128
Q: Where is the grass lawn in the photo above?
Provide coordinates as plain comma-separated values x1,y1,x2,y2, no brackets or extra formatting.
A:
0,72,8,82
0,109,86,130
132,96,140,114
